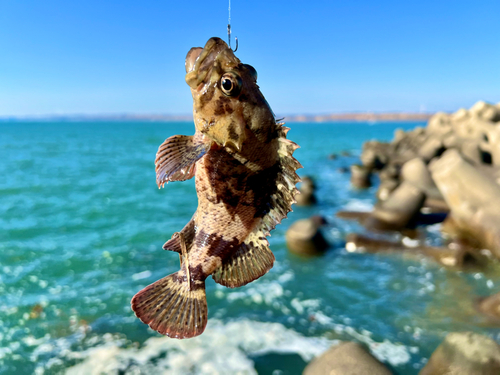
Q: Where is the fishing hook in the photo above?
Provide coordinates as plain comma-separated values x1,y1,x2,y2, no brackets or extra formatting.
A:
227,0,238,52
227,24,238,52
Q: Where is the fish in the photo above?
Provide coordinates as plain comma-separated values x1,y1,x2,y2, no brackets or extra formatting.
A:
131,37,301,339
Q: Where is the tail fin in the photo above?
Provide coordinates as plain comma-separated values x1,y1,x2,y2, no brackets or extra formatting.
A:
131,272,207,339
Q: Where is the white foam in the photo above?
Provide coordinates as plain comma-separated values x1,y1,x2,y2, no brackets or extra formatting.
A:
342,199,373,212
63,319,334,375
331,323,416,367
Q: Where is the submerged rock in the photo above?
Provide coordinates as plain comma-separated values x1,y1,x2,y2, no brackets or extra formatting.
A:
477,292,500,322
350,164,372,189
420,332,500,375
303,342,391,375
296,176,317,206
286,217,328,256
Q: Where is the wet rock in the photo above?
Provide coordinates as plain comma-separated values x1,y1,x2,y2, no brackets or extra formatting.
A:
340,150,351,157
296,176,317,206
430,149,500,258
420,332,500,375
345,233,403,253
350,164,372,189
336,211,371,224
477,292,500,322
420,241,486,269
286,217,328,256
337,166,349,173
328,153,337,160
366,182,425,231
304,342,391,375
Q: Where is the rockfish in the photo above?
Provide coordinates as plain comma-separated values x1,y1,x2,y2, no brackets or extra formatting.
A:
131,37,301,338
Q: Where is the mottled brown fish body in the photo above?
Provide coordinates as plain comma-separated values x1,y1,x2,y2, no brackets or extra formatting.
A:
131,37,301,339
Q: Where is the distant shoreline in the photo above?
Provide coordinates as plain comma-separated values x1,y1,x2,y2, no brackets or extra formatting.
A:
0,112,432,123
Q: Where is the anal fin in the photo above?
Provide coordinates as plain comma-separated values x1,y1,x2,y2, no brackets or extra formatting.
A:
163,215,196,253
155,134,211,187
131,272,207,339
212,229,275,288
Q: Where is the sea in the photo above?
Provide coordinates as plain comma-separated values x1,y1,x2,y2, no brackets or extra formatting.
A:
2,120,500,375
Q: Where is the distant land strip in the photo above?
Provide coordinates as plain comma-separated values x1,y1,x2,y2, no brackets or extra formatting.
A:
0,112,432,122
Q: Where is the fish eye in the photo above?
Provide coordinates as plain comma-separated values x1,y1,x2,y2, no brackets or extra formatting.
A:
243,64,258,82
220,73,242,97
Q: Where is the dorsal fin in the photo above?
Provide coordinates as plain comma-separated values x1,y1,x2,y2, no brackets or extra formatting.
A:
155,135,211,188
260,123,302,235
212,122,301,288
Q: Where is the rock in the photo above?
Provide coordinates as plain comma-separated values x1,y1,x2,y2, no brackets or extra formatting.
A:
378,164,400,180
420,332,500,375
337,167,349,173
400,158,442,201
296,176,317,206
460,139,483,164
366,182,425,231
477,292,500,322
418,137,444,162
470,100,500,122
350,164,372,189
286,217,328,256
340,150,351,157
345,233,403,253
422,198,449,213
336,211,371,224
360,141,390,169
430,149,500,258
328,153,337,160
427,112,453,136
376,178,399,201
304,342,391,375
420,241,486,269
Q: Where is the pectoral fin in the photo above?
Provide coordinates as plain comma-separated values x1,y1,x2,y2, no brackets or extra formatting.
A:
211,229,275,288
155,135,211,187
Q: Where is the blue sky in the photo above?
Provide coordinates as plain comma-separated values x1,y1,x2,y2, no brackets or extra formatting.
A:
1,0,499,116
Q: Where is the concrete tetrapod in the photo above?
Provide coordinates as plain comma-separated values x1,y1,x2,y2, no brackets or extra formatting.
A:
430,149,500,259
420,332,500,375
303,342,391,375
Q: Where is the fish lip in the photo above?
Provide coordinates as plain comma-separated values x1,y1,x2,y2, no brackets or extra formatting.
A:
185,37,229,89
185,47,203,73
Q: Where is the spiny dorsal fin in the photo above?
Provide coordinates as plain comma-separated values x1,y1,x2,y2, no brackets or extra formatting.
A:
212,229,275,288
261,123,302,235
155,135,211,187
131,271,207,339
163,215,196,253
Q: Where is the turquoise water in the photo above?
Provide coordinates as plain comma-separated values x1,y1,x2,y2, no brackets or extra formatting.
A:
2,121,500,374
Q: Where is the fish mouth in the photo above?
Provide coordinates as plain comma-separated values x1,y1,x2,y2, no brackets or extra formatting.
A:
185,37,230,89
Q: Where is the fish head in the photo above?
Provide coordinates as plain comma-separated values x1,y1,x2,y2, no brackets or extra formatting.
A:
185,37,275,151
